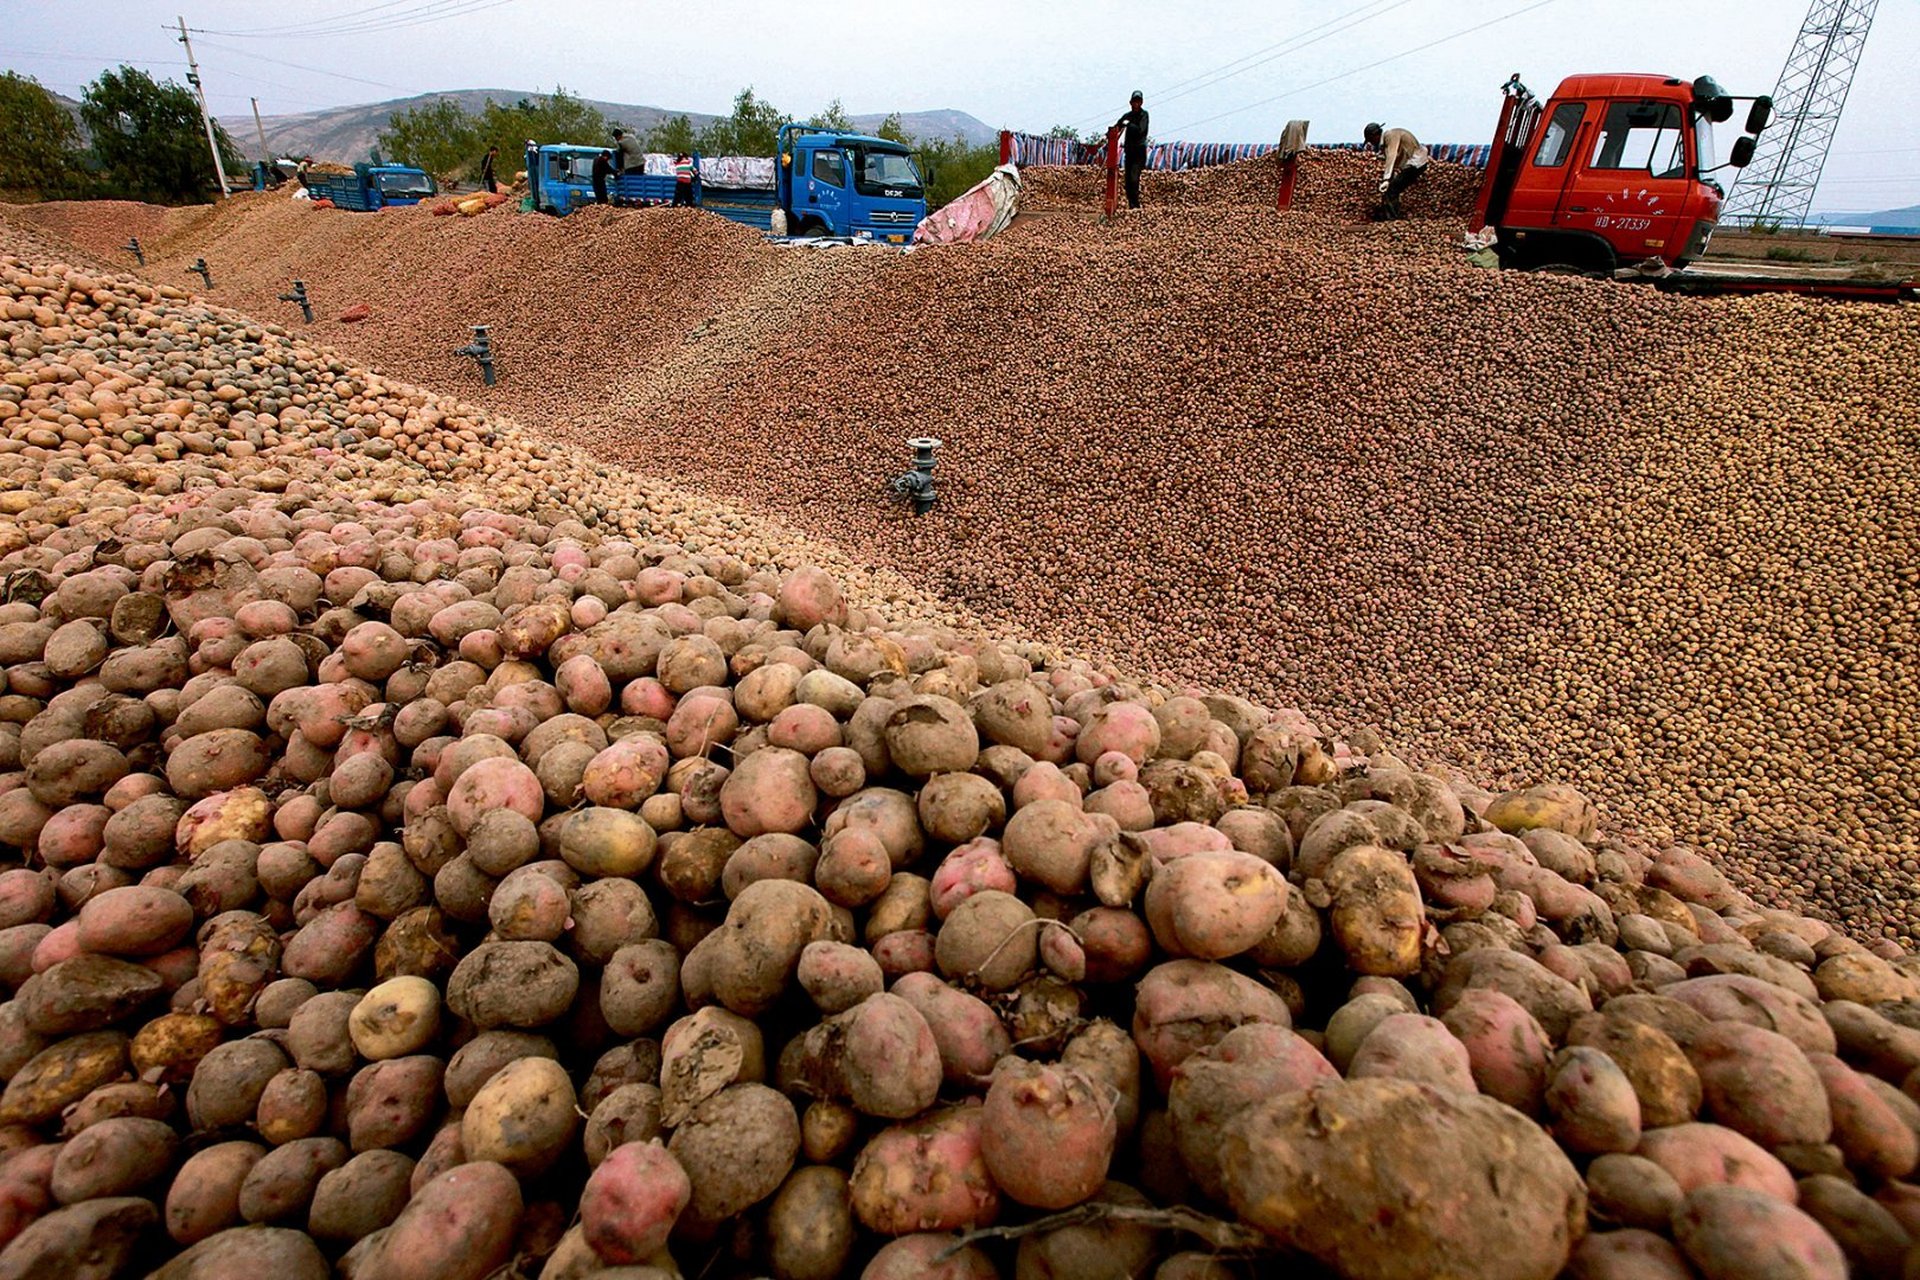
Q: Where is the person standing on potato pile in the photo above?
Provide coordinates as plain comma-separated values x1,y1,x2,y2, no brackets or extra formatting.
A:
1365,122,1430,218
672,153,697,207
481,145,499,194
1114,91,1149,209
591,150,614,206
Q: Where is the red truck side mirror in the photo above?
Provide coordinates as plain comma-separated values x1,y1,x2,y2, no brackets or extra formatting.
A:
1746,97,1773,135
1729,136,1757,168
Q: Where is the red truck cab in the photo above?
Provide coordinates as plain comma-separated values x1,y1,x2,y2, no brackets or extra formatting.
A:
1472,74,1768,270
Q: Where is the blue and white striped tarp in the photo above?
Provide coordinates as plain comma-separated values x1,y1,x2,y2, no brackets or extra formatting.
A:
1005,132,1491,171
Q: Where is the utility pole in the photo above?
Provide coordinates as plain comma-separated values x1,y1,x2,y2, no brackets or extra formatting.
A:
175,16,231,199
251,97,269,159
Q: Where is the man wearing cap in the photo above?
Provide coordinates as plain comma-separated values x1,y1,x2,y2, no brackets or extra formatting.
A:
1363,122,1430,218
1114,91,1149,209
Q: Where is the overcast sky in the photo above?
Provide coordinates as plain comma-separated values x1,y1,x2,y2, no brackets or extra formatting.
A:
9,0,1917,211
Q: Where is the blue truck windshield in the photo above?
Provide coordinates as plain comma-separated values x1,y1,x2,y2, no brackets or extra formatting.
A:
377,171,433,198
854,149,923,198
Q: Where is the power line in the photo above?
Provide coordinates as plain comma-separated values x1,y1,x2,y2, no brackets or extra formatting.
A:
196,0,442,37
1168,0,1565,135
195,0,523,39
1072,0,1420,130
1152,0,1424,113
188,38,409,90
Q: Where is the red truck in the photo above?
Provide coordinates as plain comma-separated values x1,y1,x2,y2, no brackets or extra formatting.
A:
1471,73,1915,300
1471,73,1767,271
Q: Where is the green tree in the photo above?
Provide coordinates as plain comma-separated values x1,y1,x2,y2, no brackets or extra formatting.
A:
377,97,478,183
0,72,82,196
874,112,910,145
474,87,609,175
808,98,853,131
80,66,243,203
646,114,697,154
697,87,788,157
1045,124,1081,140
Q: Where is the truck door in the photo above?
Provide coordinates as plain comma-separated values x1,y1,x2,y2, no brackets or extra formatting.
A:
1500,99,1590,237
804,147,847,234
1559,99,1694,262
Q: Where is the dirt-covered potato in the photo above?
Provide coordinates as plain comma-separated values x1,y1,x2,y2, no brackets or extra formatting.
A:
1222,1078,1586,1280
666,1083,799,1230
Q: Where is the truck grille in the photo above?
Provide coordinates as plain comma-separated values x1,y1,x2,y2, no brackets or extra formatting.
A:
868,210,917,225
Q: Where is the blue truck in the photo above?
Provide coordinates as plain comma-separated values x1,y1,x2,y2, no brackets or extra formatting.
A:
305,163,438,211
526,126,927,242
527,144,683,214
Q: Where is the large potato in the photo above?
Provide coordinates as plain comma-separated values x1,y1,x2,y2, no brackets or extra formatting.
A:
1222,1078,1586,1280
461,1057,577,1176
666,1083,799,1230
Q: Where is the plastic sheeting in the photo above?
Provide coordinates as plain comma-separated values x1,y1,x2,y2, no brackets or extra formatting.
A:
632,153,777,188
913,164,1022,246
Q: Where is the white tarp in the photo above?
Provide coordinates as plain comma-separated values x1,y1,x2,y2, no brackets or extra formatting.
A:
635,154,776,188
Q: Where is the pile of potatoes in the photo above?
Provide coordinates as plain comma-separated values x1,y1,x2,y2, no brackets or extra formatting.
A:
5,234,1920,1280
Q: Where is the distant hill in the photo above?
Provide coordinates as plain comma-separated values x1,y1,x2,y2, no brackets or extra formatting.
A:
1859,203,1920,230
234,91,996,163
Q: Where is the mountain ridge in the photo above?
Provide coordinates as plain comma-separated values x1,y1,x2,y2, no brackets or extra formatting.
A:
228,90,995,162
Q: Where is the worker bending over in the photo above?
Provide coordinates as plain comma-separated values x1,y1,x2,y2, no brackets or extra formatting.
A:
1364,122,1430,217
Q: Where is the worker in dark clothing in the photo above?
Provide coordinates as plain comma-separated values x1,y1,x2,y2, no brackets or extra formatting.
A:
591,150,614,205
672,154,696,207
1114,90,1149,209
481,145,499,194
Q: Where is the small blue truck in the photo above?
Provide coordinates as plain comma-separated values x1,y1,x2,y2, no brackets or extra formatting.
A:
527,145,683,214
526,126,927,242
305,163,438,211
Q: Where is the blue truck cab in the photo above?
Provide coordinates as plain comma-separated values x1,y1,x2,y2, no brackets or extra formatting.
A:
306,163,436,211
528,144,684,214
776,125,925,242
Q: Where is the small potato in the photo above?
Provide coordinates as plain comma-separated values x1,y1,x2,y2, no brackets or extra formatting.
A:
935,891,1037,991
863,1233,1000,1280
982,1059,1114,1210
1671,1185,1845,1280
1585,1153,1684,1231
1323,843,1424,977
601,940,682,1038
238,1136,349,1223
1636,1122,1797,1203
0,1196,157,1280
583,1084,664,1167
889,973,1011,1088
768,1165,856,1280
850,1102,999,1235
1689,1021,1832,1149
581,1140,690,1264
1143,849,1288,961
166,1141,266,1244
50,1116,175,1203
345,1055,443,1152
796,942,883,1015
348,976,440,1060
446,940,579,1029
666,1083,799,1230
364,1161,524,1280
1441,989,1551,1116
462,1056,577,1176
1546,1046,1643,1155
1132,961,1290,1092
308,1149,415,1241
